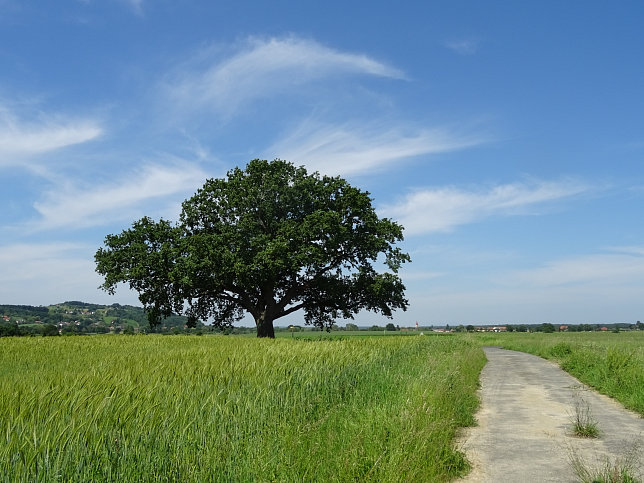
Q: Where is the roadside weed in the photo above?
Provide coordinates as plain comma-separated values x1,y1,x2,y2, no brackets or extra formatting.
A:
569,443,641,483
570,387,600,438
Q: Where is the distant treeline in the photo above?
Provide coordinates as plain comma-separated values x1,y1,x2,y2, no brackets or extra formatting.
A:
0,305,49,316
0,322,59,337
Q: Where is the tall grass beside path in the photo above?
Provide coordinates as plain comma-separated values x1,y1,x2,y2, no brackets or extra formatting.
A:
0,334,484,482
469,331,644,416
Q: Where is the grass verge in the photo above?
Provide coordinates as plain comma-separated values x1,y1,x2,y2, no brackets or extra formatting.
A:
467,331,644,417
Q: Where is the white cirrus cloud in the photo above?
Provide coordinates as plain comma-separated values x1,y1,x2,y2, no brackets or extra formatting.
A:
123,0,143,14
398,270,445,281
0,242,139,306
507,248,644,288
268,119,486,176
604,245,644,256
165,36,405,115
0,242,90,282
31,161,207,230
444,38,481,55
0,105,101,167
382,180,589,235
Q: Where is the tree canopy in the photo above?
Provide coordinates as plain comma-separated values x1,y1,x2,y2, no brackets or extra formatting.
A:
95,159,410,337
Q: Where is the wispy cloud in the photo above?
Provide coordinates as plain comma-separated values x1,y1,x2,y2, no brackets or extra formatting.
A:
444,38,481,55
124,0,143,14
607,245,644,256
0,105,101,167
395,245,644,324
508,248,644,287
0,242,89,281
268,119,486,176
0,242,137,305
398,269,445,281
382,179,588,235
403,282,644,325
31,162,207,230
164,36,405,116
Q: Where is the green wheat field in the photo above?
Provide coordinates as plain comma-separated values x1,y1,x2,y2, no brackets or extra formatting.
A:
3,331,643,482
0,335,484,482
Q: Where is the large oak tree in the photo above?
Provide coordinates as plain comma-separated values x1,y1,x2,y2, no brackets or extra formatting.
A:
95,159,410,337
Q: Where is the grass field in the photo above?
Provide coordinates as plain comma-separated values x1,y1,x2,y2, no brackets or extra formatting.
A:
471,331,644,416
0,334,485,482
274,330,420,338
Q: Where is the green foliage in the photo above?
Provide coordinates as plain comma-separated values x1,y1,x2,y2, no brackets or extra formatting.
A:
42,324,60,337
0,335,484,482
61,324,82,336
0,322,23,337
0,302,194,336
95,159,410,337
538,323,556,333
0,305,48,318
550,342,573,357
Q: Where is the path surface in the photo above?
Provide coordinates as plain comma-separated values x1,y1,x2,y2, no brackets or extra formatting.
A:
458,347,644,482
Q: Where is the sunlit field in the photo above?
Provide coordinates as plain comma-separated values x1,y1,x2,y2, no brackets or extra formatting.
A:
470,331,644,416
274,329,419,339
0,334,484,482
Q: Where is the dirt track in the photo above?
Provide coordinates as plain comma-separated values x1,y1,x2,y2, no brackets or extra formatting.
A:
457,347,644,482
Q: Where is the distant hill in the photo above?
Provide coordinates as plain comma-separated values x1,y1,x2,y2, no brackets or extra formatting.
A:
0,301,199,334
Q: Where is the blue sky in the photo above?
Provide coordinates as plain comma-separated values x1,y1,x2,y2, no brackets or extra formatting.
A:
1,1,643,326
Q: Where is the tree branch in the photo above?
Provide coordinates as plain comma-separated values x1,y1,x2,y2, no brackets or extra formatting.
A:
274,302,306,320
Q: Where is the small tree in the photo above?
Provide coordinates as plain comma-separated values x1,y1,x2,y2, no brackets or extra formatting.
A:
95,159,410,338
41,324,60,337
539,323,556,333
0,322,22,337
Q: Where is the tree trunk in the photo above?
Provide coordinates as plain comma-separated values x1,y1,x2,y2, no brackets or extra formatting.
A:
256,312,275,338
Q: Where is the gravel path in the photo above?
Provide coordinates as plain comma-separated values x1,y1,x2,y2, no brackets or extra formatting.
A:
457,347,644,482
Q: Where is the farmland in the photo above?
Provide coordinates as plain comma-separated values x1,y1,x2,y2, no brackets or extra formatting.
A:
0,334,484,482
3,329,642,482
